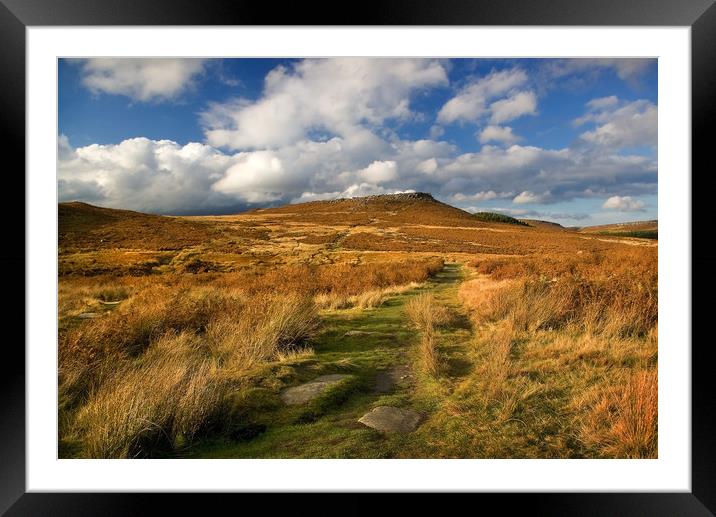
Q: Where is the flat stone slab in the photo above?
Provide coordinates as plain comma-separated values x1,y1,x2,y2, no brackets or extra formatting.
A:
280,374,352,405
358,406,422,433
78,312,100,319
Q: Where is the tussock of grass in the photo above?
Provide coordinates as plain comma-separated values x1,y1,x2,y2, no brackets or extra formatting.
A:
60,288,320,458
405,293,451,377
206,292,319,368
477,273,656,338
576,369,657,458
72,332,226,458
314,282,422,311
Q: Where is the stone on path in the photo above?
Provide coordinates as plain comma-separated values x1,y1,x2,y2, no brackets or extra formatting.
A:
374,365,412,394
280,374,352,405
358,406,422,433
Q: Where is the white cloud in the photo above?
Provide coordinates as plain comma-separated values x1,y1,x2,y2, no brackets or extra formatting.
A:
211,151,287,203
58,133,657,215
429,125,445,139
489,91,537,123
359,160,398,184
513,190,550,204
417,158,438,174
586,95,619,111
452,191,513,202
578,99,657,148
597,59,653,83
438,144,655,205
479,125,520,144
201,58,448,150
75,58,207,102
543,59,654,84
58,137,237,214
58,58,659,221
437,68,529,124
602,195,646,212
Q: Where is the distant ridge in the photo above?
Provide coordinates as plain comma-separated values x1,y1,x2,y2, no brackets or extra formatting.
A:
578,219,658,240
251,192,528,228
578,219,657,232
519,219,566,230
313,192,436,204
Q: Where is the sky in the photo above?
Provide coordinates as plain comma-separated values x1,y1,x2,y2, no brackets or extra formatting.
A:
58,58,657,225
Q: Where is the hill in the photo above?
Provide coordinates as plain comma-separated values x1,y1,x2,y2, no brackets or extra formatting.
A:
519,219,565,230
249,193,513,228
579,220,658,239
59,201,217,251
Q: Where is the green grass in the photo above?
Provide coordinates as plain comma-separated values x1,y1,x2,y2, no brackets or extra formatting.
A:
181,263,475,458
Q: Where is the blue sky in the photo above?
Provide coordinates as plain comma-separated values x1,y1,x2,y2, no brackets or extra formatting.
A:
58,58,657,224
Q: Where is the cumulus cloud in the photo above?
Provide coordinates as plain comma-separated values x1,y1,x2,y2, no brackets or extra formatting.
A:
513,190,550,204
577,98,657,149
201,58,448,150
489,91,537,123
437,144,656,205
359,161,398,183
479,125,520,144
211,151,287,203
58,137,240,214
74,58,207,102
417,158,438,174
437,68,530,124
58,59,657,218
58,133,656,216
602,195,646,212
542,58,654,85
590,59,653,83
452,191,513,202
586,95,619,111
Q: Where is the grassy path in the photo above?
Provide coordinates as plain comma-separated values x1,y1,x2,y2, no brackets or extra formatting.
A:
186,263,475,458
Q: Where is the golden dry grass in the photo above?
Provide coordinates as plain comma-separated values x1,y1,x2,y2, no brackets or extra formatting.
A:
58,197,657,459
459,246,657,458
405,293,452,377
576,369,658,458
59,287,320,457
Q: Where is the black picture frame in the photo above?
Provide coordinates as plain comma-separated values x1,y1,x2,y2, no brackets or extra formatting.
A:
2,0,713,514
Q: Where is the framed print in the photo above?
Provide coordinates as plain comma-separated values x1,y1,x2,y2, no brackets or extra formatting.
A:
3,0,714,513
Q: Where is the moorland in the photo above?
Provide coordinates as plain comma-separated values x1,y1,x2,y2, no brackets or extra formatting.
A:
58,192,657,459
